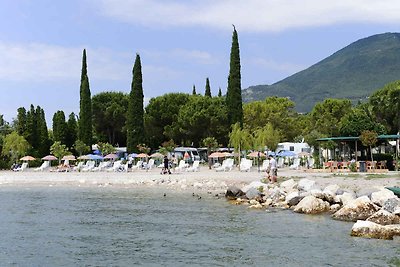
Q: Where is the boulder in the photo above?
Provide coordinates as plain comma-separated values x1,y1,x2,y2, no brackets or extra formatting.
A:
323,184,340,203
383,198,400,213
285,191,303,206
366,209,400,225
242,181,268,193
246,187,262,199
329,204,341,213
334,192,356,206
371,189,396,207
294,195,330,214
351,220,400,240
310,189,324,199
280,179,297,192
225,186,245,200
324,184,340,195
332,196,380,222
297,179,318,192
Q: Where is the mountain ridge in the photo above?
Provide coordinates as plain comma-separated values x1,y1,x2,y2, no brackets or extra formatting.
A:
242,32,400,112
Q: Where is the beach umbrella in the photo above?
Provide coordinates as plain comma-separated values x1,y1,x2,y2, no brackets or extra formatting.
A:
20,155,36,161
87,154,104,160
128,153,138,158
136,153,149,158
278,150,296,157
77,155,90,160
104,153,118,160
208,152,225,158
41,155,57,161
247,151,266,158
222,152,234,157
62,155,76,161
150,152,164,158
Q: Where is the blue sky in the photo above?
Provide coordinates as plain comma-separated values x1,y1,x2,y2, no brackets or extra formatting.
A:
1,0,400,124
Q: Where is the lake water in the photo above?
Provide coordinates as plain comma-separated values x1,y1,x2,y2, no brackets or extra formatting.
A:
0,186,399,266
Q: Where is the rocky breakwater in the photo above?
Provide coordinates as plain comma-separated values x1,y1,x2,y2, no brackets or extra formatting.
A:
225,179,400,240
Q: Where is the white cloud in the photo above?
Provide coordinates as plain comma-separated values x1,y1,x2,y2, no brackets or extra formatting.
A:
95,0,400,32
0,42,133,82
248,58,306,74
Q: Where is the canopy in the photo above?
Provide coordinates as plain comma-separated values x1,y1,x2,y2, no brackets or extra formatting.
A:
20,155,36,161
104,153,118,159
41,155,57,161
136,153,149,158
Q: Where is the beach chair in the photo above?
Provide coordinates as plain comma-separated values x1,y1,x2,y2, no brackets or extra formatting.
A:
215,158,234,172
239,158,252,172
14,162,28,172
106,160,122,172
260,159,270,172
131,160,143,171
81,161,95,172
73,161,84,171
289,158,300,170
277,157,284,168
175,160,189,172
34,161,50,171
187,160,200,172
143,159,155,170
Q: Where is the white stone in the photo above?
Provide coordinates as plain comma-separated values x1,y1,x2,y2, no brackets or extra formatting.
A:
332,196,380,222
330,204,341,213
366,209,400,225
242,181,268,193
285,191,300,202
297,179,318,192
351,220,400,240
249,199,259,205
370,189,396,207
324,184,340,194
310,189,324,199
280,179,298,192
249,203,263,209
334,192,355,206
294,195,330,214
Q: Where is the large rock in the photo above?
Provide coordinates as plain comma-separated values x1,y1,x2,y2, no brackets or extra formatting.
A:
280,179,297,192
246,187,262,200
332,196,380,222
297,179,318,192
294,195,330,214
366,209,400,225
334,192,356,206
242,181,268,193
371,189,396,207
225,186,245,200
351,220,400,240
383,198,400,213
323,184,340,203
285,190,303,206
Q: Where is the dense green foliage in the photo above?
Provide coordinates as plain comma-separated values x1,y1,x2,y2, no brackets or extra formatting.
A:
192,85,196,95
205,78,211,97
126,54,145,153
2,132,30,163
50,141,69,164
66,113,78,150
144,93,190,148
369,80,400,134
78,49,92,148
226,26,243,126
92,92,128,146
243,33,400,112
52,110,67,145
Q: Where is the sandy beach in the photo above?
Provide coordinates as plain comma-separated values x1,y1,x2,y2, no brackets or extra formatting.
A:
1,167,399,193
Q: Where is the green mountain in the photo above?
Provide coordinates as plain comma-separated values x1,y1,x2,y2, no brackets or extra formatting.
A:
242,32,400,113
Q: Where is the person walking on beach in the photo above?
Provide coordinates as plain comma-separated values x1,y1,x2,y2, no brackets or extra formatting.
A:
269,156,277,183
162,155,171,174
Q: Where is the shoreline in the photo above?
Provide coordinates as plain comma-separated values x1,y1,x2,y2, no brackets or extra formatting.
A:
1,168,399,193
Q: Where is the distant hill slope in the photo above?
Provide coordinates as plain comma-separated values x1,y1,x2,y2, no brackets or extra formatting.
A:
242,32,400,113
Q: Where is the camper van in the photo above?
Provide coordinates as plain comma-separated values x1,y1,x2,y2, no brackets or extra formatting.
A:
173,147,200,163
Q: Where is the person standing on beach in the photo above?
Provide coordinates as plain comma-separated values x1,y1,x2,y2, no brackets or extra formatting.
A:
269,156,277,183
162,155,171,174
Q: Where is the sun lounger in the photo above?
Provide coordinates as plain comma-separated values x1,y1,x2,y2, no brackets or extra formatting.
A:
34,161,50,171
14,162,28,172
187,160,200,172
239,158,252,172
175,160,189,172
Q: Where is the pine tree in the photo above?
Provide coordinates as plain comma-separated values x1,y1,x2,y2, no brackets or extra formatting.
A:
205,78,211,97
78,49,92,148
192,85,197,95
226,25,243,126
126,54,145,153
218,87,222,97
25,104,38,151
16,107,27,136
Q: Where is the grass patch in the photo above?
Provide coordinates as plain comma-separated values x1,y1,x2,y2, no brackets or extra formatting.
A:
364,174,390,179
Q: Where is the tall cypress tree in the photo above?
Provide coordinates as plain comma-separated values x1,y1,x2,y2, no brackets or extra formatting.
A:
218,87,222,97
16,107,27,136
78,49,92,148
126,54,144,153
192,85,197,95
37,106,50,156
205,78,211,97
226,25,243,126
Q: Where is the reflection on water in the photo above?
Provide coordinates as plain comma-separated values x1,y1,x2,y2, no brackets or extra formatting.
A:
0,186,398,266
